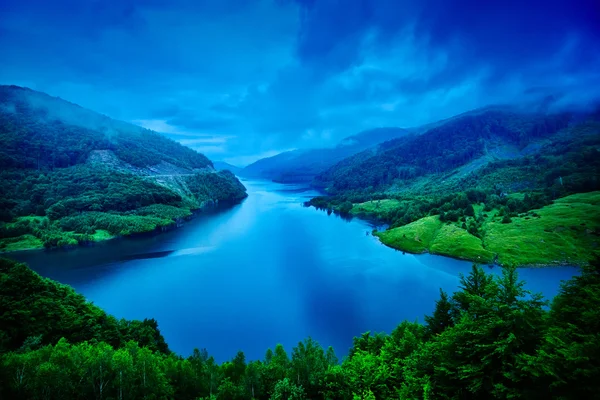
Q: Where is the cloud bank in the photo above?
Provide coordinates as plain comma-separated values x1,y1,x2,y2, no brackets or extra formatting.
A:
1,0,598,164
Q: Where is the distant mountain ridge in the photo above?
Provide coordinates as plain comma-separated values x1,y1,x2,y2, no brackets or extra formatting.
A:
238,104,565,184
239,127,408,182
213,161,242,174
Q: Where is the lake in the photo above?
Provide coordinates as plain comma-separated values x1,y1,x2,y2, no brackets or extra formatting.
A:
11,179,578,362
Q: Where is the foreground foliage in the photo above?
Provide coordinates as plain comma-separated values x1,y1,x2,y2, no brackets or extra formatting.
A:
1,258,598,399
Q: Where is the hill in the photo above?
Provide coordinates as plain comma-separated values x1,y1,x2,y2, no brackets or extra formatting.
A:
0,257,169,354
0,85,247,251
309,107,600,266
0,85,213,171
239,127,407,182
213,160,242,174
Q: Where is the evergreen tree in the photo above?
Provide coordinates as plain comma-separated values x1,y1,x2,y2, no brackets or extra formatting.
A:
526,260,600,399
424,289,454,337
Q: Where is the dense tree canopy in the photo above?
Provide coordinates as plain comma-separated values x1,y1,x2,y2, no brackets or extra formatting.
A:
1,258,598,399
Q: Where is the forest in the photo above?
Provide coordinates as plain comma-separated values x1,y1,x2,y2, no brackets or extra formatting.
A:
1,257,598,399
0,166,247,250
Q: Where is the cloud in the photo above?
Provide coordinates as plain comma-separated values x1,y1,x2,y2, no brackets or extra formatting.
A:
1,0,599,163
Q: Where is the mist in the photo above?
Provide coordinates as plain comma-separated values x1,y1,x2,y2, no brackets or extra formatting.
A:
1,0,598,165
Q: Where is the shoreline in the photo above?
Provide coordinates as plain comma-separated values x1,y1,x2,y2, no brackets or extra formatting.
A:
1,198,246,255
3,191,585,269
372,229,582,269
310,204,584,269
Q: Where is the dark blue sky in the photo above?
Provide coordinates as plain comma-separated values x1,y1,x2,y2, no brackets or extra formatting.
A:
1,0,599,165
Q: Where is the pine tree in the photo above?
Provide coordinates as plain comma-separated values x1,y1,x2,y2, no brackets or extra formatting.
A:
424,289,454,337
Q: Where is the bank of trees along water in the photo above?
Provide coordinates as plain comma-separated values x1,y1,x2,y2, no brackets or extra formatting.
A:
0,166,247,250
1,257,598,399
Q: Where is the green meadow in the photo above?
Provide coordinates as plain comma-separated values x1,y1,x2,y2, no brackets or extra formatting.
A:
375,192,600,267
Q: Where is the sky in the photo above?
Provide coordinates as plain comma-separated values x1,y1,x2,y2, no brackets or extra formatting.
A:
1,0,599,165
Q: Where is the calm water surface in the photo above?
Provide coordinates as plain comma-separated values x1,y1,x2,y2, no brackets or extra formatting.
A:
12,180,578,361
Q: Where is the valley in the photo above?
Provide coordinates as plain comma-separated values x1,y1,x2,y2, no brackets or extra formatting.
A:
2,1,600,398
0,82,598,400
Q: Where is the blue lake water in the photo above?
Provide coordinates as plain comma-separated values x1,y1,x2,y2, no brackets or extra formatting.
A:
11,179,578,362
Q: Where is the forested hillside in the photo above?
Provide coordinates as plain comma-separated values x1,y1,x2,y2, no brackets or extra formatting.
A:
1,257,598,399
314,109,574,192
0,85,212,170
240,128,407,182
309,109,600,266
0,86,247,251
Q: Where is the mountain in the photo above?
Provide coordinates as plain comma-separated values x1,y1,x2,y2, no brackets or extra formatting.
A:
213,160,242,174
314,108,587,193
0,85,247,251
0,85,213,171
239,127,408,182
309,107,600,267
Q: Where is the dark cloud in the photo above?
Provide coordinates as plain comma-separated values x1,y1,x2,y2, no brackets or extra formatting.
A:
1,0,599,165
293,0,600,88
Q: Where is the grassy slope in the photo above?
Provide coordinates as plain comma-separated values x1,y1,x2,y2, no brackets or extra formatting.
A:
483,192,600,266
351,199,402,215
375,192,600,267
375,216,495,263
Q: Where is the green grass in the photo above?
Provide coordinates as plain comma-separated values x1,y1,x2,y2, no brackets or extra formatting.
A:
351,199,402,215
375,216,494,262
375,191,600,267
483,192,600,267
430,224,495,263
91,229,113,241
0,234,44,252
375,216,442,254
